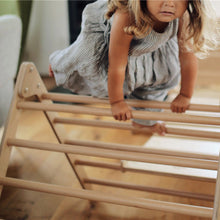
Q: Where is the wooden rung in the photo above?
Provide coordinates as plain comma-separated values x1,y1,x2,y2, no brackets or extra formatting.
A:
83,177,214,201
17,101,220,126
54,117,220,140
75,159,216,182
54,117,148,131
0,177,213,218
75,159,123,170
65,138,219,161
7,138,219,170
166,127,220,140
41,92,220,113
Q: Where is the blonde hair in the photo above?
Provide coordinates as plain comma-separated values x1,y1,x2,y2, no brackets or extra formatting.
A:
106,0,220,58
106,0,153,37
185,0,220,58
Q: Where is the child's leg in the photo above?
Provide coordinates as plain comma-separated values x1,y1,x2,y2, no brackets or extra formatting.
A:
132,120,166,136
128,90,168,136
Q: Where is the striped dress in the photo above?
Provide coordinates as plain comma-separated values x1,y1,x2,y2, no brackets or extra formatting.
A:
49,0,181,125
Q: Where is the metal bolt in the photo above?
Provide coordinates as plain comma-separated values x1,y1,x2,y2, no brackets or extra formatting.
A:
37,83,41,88
29,67,34,72
24,87,29,93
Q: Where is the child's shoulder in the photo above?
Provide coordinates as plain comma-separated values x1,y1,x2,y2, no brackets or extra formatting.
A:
112,9,133,30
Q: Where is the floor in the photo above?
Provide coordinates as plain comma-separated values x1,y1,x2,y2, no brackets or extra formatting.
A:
0,52,220,219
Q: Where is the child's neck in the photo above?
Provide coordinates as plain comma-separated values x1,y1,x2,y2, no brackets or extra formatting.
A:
153,21,169,33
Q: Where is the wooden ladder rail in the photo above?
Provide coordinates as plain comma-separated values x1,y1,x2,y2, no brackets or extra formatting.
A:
0,62,92,195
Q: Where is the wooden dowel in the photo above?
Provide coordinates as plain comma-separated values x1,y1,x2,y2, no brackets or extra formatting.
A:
54,117,220,140
83,177,214,201
75,159,123,170
54,117,139,131
65,138,219,161
0,177,213,217
133,111,220,126
74,159,216,183
166,127,220,140
41,92,220,113
17,101,220,126
7,138,219,170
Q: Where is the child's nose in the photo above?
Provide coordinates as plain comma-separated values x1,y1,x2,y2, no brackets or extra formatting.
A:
164,0,175,7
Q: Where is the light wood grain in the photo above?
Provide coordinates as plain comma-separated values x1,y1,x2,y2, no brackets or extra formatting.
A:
0,60,220,220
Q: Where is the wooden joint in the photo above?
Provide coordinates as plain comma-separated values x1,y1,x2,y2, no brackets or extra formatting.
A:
17,62,47,99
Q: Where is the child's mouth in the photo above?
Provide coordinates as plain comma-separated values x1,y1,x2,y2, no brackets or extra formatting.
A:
160,11,174,16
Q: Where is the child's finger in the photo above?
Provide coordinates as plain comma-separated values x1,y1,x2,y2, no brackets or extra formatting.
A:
113,115,118,120
171,105,177,112
125,111,132,120
118,114,123,121
113,113,120,120
181,107,186,113
121,113,127,121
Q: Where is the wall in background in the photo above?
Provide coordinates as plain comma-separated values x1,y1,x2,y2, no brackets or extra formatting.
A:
1,0,219,77
212,0,220,15
22,0,69,76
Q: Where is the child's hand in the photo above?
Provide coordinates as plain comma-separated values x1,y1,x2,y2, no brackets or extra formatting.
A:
171,93,191,113
111,100,132,121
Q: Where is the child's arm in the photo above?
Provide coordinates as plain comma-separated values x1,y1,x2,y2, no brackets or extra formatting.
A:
171,51,198,113
171,14,198,113
108,10,133,121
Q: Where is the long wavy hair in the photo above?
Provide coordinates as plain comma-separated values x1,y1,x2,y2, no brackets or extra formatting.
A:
105,0,219,58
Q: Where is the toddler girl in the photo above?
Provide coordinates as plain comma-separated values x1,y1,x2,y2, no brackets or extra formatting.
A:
49,0,219,135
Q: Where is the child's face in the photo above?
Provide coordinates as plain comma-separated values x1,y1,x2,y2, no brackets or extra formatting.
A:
147,0,188,23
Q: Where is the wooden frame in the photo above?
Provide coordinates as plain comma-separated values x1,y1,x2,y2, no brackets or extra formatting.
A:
0,62,220,219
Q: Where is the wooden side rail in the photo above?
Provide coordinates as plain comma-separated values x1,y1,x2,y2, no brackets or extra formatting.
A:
0,177,213,218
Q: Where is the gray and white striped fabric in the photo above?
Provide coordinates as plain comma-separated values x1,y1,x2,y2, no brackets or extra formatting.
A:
49,0,181,125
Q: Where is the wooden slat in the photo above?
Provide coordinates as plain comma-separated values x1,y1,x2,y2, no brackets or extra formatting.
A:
75,159,216,183
83,177,214,201
65,138,218,161
41,92,220,112
7,138,219,170
75,159,217,182
0,177,213,218
54,117,220,140
75,159,123,170
17,101,220,126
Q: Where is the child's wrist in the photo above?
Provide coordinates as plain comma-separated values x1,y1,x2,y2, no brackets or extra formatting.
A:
110,99,124,105
180,92,191,99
